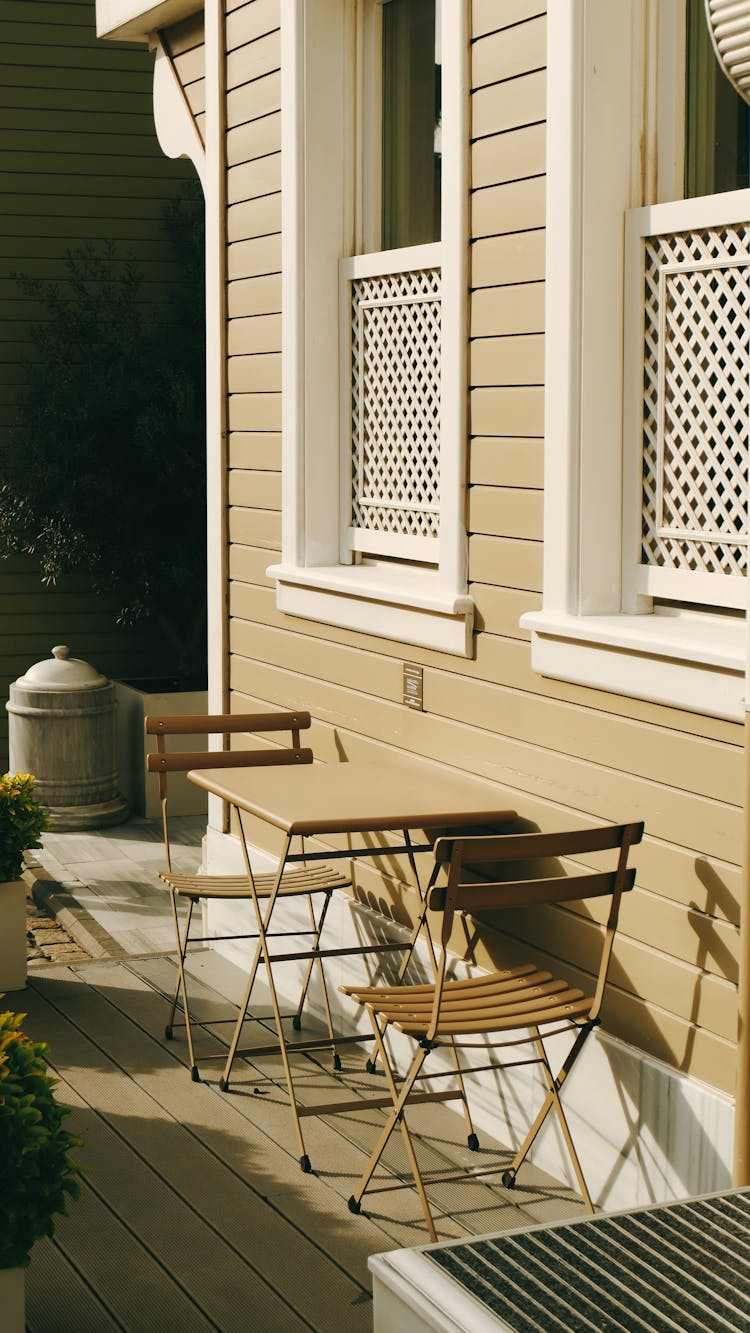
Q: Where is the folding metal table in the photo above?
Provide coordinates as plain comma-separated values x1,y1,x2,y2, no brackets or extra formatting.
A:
188,759,515,1169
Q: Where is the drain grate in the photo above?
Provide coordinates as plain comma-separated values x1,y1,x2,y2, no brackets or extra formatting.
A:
427,1190,750,1332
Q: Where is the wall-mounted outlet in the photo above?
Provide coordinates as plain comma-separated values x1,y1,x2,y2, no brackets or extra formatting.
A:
402,662,423,711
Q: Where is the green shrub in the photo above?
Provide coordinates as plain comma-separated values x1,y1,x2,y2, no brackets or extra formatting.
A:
0,1008,82,1269
0,773,48,883
0,189,207,686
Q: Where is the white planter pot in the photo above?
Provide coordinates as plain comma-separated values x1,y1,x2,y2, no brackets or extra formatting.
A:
0,879,27,992
0,1265,25,1332
114,681,208,818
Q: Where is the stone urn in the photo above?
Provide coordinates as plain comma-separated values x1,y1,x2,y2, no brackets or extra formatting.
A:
6,645,128,830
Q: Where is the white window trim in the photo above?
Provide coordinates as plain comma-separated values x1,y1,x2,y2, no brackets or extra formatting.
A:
96,0,202,42
521,0,747,723
270,0,473,658
340,241,442,566
621,188,750,617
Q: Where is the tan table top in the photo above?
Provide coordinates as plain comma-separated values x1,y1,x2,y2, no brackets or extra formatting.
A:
188,760,515,837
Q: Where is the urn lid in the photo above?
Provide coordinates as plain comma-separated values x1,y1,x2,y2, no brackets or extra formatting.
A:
15,645,108,692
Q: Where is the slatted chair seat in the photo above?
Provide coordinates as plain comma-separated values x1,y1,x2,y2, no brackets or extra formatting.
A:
343,819,644,1241
345,961,544,1005
146,710,351,1083
347,969,591,1033
158,863,349,900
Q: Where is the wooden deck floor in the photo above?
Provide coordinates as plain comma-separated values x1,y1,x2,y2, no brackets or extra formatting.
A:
17,952,585,1332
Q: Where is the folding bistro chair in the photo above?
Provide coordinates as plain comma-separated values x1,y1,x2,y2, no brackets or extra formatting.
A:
146,711,351,1083
342,820,643,1241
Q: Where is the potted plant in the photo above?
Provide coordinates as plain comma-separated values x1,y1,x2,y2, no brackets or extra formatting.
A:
0,774,48,991
0,1007,82,1331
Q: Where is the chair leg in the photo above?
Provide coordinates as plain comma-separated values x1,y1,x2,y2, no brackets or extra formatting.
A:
502,1022,595,1209
292,895,322,1029
165,894,186,1037
168,892,200,1082
219,933,264,1092
448,1039,479,1150
535,1032,594,1211
349,1018,436,1238
394,1094,439,1243
258,912,314,1172
312,893,341,1070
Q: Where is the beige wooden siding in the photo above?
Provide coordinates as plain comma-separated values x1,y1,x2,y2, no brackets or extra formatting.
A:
224,0,282,694
225,0,742,1097
0,0,198,766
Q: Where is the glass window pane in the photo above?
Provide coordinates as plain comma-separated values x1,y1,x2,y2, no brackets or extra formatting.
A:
381,0,441,249
686,0,750,196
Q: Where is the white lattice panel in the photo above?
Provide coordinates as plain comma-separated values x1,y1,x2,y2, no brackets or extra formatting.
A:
640,225,750,600
348,266,441,557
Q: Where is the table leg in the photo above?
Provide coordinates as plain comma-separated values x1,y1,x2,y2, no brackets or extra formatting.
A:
294,887,341,1070
220,816,315,1170
397,830,439,978
218,821,290,1093
364,834,440,1075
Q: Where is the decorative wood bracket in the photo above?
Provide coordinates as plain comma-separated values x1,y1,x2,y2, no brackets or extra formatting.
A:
151,32,206,189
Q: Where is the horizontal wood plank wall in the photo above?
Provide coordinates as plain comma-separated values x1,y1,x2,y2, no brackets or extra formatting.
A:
225,0,741,1096
0,0,198,767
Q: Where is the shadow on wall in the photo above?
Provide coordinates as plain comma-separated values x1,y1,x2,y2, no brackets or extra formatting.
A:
334,760,736,1211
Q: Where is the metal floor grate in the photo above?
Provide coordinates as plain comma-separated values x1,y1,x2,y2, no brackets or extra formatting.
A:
427,1189,750,1332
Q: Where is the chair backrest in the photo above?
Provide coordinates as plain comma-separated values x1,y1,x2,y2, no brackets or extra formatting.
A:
145,711,314,865
428,821,644,1029
145,711,313,778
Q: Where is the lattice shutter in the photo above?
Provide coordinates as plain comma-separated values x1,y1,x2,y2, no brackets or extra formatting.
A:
638,224,750,606
345,266,441,562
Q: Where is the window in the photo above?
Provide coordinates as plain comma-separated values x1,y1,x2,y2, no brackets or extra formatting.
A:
622,1,750,621
380,0,441,250
685,0,750,198
271,0,472,657
522,0,748,722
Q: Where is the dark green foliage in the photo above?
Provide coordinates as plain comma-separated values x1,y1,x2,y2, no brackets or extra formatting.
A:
0,1009,82,1270
0,189,207,685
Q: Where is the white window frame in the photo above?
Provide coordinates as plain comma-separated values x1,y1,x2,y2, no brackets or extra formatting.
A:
521,0,747,722
340,241,443,565
269,0,473,658
621,189,750,616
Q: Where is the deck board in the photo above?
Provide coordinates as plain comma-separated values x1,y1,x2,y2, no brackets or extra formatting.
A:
111,950,584,1238
84,957,461,1250
21,967,371,1331
26,1238,123,1333
18,954,585,1331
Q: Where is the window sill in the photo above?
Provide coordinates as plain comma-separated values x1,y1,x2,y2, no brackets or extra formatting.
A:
267,562,474,657
521,609,745,722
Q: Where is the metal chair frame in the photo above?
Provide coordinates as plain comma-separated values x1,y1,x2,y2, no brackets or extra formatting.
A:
146,711,351,1083
342,820,644,1241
